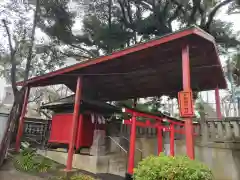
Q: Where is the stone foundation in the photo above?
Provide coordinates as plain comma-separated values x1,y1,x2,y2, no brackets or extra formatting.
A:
38,150,127,177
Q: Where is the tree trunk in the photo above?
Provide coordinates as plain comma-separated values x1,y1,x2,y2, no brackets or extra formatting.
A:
0,91,24,166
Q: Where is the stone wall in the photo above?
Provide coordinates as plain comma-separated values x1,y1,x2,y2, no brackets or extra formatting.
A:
117,118,240,180
200,119,240,142
119,118,240,143
38,119,240,179
128,138,240,180
38,150,128,177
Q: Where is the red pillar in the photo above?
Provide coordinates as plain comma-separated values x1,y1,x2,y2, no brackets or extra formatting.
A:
127,112,137,175
157,125,163,155
66,77,82,171
75,114,83,149
170,124,175,156
182,44,195,159
215,87,222,120
16,86,30,152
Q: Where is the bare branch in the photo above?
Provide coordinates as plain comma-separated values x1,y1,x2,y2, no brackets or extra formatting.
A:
59,50,90,59
168,5,182,30
32,108,52,119
188,0,199,25
1,19,18,97
117,0,130,26
69,44,97,57
205,0,233,30
170,0,190,19
28,93,42,103
132,0,153,10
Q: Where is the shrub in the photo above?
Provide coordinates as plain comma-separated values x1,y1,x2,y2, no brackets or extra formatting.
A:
133,153,213,180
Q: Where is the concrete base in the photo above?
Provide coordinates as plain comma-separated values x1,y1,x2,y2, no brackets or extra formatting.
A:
37,150,127,177
60,169,78,179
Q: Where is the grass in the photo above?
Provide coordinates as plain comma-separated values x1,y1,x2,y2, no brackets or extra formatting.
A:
13,148,58,173
13,147,97,180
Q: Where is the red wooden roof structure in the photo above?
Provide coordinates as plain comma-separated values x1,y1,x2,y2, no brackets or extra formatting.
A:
13,26,227,172
17,26,227,101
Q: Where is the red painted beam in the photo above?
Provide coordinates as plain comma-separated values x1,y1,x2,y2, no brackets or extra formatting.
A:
123,120,198,135
123,120,168,130
66,77,82,171
123,108,162,121
16,86,30,152
182,44,195,160
123,107,186,126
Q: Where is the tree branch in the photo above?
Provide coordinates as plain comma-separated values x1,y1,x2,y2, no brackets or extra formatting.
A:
170,0,190,19
24,0,40,82
2,19,18,97
117,0,131,27
59,50,90,60
167,5,181,31
126,0,133,24
69,44,97,57
205,0,233,31
132,0,153,10
188,0,199,25
32,108,52,119
39,110,51,119
28,93,42,103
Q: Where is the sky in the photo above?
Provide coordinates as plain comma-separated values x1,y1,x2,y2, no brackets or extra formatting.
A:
0,2,239,104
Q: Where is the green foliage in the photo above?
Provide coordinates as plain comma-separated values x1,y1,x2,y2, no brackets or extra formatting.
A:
14,148,55,173
71,175,95,180
0,1,66,83
133,154,213,180
38,0,240,57
227,53,240,86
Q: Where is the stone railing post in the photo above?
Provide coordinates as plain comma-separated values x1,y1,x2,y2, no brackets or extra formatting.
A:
201,122,209,143
90,130,107,156
152,128,157,137
174,124,181,140
139,127,144,136
232,121,240,140
209,121,216,140
224,122,233,141
216,122,224,140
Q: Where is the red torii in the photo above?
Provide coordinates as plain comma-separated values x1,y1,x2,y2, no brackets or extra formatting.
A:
122,107,198,176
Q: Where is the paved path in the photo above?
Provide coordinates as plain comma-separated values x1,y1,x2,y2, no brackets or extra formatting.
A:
0,169,44,180
97,173,125,180
0,160,125,180
0,160,43,180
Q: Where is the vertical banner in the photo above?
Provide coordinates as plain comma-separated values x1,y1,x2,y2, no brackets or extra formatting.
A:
178,91,194,117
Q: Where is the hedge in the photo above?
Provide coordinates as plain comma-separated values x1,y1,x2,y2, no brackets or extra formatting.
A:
133,154,213,180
